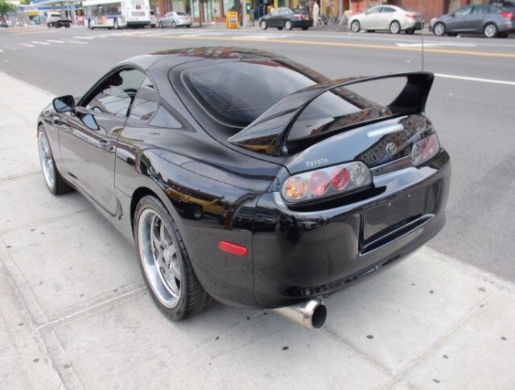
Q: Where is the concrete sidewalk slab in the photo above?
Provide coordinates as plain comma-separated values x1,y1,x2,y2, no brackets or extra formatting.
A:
1,70,514,389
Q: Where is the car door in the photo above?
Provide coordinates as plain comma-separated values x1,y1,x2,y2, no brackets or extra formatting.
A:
58,67,146,216
447,5,473,32
268,9,280,27
469,5,488,33
379,6,396,30
362,7,381,30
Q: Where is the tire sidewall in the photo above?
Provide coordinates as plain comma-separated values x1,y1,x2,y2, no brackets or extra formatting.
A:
260,20,267,30
390,21,400,34
134,195,189,320
434,22,445,36
484,23,497,38
351,20,359,32
37,126,58,194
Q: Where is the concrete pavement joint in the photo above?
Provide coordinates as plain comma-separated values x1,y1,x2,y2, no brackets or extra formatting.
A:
37,285,146,331
0,207,93,235
0,241,66,389
323,324,394,377
381,288,503,390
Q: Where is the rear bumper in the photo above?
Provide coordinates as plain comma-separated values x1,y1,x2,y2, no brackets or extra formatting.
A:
251,151,450,308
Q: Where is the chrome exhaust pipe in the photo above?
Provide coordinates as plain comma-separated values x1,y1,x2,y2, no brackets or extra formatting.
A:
272,299,327,329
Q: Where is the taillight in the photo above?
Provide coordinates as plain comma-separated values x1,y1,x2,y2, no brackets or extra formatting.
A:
501,12,513,19
405,13,416,19
411,134,440,166
295,14,302,20
282,162,372,203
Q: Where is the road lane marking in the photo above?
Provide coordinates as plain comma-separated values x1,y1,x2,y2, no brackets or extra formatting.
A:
396,42,477,48
21,44,35,47
73,36,95,40
138,34,515,59
32,41,50,45
67,40,88,44
47,40,64,43
436,73,515,87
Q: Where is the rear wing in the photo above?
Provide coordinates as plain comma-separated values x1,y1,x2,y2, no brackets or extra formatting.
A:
228,72,434,157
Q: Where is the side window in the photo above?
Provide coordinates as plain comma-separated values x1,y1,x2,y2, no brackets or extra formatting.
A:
455,6,473,16
367,7,381,15
382,7,395,13
128,77,158,122
85,68,146,117
472,6,487,14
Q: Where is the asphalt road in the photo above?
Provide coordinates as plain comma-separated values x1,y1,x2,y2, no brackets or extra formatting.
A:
1,25,514,282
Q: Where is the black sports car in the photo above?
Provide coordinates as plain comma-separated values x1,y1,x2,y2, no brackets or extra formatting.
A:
38,47,450,329
259,7,313,30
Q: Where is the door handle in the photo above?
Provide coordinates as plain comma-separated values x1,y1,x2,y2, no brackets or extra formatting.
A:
99,140,114,152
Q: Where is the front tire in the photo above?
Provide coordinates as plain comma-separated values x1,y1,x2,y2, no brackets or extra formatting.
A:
134,196,216,321
172,21,177,28
390,20,400,34
37,125,73,195
260,20,267,30
158,21,163,28
350,20,360,33
484,23,497,38
433,22,445,36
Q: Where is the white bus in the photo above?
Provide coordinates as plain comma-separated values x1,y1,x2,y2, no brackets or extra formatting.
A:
83,0,151,29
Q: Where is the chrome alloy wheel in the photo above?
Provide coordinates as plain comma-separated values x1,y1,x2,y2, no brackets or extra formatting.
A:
138,208,181,309
38,130,55,190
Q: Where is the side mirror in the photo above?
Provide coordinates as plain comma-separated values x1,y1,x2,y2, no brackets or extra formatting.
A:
53,95,75,113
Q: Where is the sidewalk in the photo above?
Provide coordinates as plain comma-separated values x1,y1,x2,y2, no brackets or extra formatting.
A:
1,70,514,389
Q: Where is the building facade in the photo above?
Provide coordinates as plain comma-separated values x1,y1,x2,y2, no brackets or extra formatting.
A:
156,0,490,26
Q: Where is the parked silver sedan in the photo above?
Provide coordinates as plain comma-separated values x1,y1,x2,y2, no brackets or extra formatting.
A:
157,11,193,28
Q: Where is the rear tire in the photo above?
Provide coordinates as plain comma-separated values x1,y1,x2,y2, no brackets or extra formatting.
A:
484,23,497,38
37,125,73,195
134,196,216,321
285,20,292,30
172,21,176,28
158,21,163,28
390,20,400,34
350,20,360,33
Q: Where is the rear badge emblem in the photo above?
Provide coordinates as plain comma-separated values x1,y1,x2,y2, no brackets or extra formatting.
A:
386,142,397,156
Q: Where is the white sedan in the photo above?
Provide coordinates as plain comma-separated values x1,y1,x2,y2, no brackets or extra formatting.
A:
348,5,423,34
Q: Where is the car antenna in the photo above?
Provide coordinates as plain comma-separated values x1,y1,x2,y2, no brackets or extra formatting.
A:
419,0,425,71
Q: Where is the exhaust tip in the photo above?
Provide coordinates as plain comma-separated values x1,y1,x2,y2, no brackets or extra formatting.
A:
311,303,327,329
272,299,327,329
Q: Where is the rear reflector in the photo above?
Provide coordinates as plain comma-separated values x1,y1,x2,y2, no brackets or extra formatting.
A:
219,241,248,256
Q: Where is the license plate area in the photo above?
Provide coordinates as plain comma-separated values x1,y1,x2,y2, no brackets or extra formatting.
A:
363,187,426,245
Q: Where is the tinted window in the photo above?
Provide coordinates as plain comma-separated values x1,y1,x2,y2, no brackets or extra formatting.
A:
382,7,395,13
85,68,146,117
472,6,487,14
128,77,158,122
455,6,473,16
184,61,316,126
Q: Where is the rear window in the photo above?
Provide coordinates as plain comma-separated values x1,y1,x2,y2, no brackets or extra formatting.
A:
288,88,390,141
183,61,316,126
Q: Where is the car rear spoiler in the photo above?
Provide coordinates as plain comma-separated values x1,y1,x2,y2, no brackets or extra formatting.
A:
228,72,435,156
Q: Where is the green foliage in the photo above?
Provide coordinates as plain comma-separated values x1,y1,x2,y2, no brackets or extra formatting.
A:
0,0,16,18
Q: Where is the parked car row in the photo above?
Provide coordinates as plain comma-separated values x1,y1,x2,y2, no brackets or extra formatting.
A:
346,4,514,38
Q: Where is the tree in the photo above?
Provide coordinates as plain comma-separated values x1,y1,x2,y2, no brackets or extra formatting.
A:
0,0,16,19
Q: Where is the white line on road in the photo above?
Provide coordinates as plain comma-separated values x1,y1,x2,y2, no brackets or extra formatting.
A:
21,44,35,48
73,36,95,40
47,40,64,43
67,40,88,44
436,73,515,87
33,41,50,45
